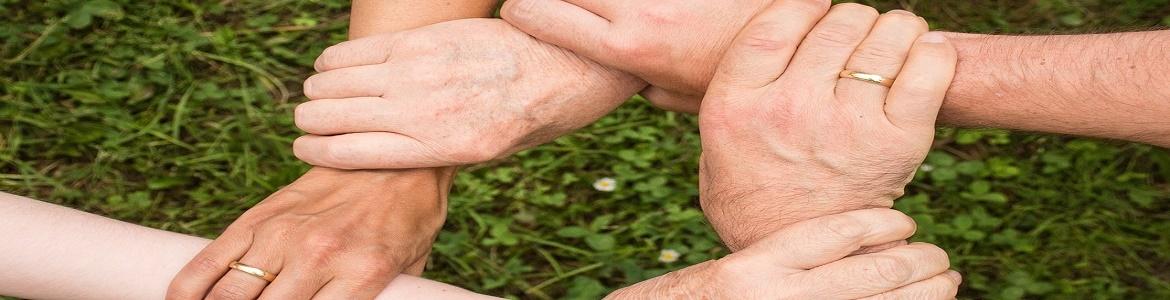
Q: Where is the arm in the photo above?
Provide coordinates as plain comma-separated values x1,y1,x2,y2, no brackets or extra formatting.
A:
167,1,496,299
0,192,959,299
502,1,1170,147
0,192,496,300
501,0,1170,252
942,31,1170,147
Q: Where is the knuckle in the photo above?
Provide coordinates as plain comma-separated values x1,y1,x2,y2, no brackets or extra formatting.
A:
852,43,908,64
191,256,226,274
355,260,398,282
302,234,346,264
808,22,868,47
869,255,914,285
256,219,297,237
736,22,797,52
639,3,687,26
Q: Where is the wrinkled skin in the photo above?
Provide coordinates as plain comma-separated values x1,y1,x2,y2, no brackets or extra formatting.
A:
501,0,772,113
167,168,452,300
696,2,958,250
293,18,644,170
607,209,961,299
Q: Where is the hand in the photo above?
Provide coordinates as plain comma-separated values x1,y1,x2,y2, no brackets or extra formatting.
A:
501,0,772,113
293,18,645,170
697,2,958,250
167,167,453,300
608,209,961,299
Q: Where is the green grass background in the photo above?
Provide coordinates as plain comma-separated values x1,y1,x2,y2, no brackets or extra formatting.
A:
2,0,1169,299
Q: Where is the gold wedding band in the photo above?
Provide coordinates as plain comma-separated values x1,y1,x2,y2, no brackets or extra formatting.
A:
229,261,277,282
840,70,895,88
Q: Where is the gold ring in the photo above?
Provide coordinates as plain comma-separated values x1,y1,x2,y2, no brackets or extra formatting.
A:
229,261,277,282
840,70,895,87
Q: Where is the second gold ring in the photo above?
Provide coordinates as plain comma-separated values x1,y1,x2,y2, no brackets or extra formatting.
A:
229,261,278,282
840,70,895,88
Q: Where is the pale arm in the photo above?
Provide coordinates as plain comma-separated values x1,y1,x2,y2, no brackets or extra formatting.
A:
0,192,497,300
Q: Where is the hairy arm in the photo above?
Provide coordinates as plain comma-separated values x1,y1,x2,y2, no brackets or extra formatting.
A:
0,192,496,299
942,31,1170,147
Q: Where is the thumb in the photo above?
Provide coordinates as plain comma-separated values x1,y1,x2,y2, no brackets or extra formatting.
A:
640,86,701,114
501,0,617,66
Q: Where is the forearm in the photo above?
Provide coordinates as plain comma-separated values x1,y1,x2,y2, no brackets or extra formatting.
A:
941,31,1170,147
604,261,716,299
0,192,494,300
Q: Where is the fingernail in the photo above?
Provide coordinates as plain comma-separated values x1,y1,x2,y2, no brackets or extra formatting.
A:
919,32,947,44
886,9,915,16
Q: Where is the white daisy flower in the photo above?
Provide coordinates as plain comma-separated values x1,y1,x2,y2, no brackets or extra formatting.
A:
593,177,617,192
658,249,680,263
919,164,935,172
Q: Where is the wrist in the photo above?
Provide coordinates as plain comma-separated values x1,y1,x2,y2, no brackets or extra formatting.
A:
605,260,717,299
700,190,896,251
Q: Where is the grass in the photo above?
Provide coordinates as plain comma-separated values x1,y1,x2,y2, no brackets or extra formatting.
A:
2,0,1169,299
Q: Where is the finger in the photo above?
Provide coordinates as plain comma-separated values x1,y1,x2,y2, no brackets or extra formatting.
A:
561,0,623,17
709,0,831,89
858,270,962,300
837,10,929,113
501,0,614,66
303,64,395,100
883,32,957,135
314,34,399,72
780,3,879,83
166,228,253,300
640,86,700,114
257,263,332,300
293,133,446,170
746,208,917,270
851,240,909,256
207,245,284,300
797,243,952,299
402,249,430,276
294,97,413,136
